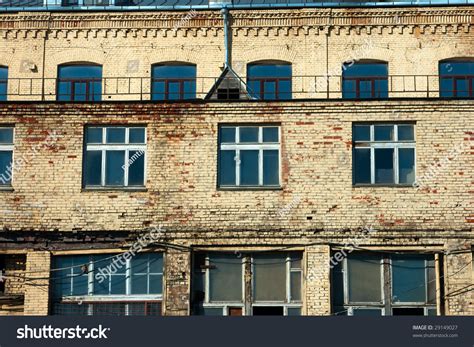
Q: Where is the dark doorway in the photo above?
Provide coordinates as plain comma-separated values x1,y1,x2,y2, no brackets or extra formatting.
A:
252,306,284,316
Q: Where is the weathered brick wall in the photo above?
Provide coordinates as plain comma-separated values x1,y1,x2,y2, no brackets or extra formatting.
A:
0,101,471,236
23,251,50,316
0,7,473,100
305,245,331,315
164,249,191,316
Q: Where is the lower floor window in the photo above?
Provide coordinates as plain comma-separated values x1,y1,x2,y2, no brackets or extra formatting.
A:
50,253,163,316
331,252,438,316
192,252,302,316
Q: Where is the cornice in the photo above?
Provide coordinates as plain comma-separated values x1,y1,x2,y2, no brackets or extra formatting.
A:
0,7,472,38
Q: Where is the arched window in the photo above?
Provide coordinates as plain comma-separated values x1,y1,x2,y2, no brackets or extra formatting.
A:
57,63,102,101
342,60,388,99
0,66,8,101
439,58,474,98
151,63,196,100
247,61,292,100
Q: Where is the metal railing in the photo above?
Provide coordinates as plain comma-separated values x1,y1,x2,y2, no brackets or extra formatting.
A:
0,0,473,11
0,75,473,101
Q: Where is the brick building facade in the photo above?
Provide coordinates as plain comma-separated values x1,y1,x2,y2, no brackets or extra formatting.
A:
0,5,472,316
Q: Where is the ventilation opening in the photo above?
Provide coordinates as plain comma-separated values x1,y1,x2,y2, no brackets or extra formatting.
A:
217,88,240,100
252,306,284,316
392,308,425,316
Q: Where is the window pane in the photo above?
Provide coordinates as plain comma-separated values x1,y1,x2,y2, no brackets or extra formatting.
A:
106,128,126,144
239,127,259,143
392,255,427,303
399,148,415,184
131,274,148,295
278,80,292,100
253,254,286,302
354,148,371,184
342,79,356,99
219,150,236,186
263,81,276,100
347,254,382,303
287,307,301,316
201,307,224,316
240,150,259,186
263,150,279,186
209,254,242,302
220,127,236,143
0,151,12,185
290,253,302,269
374,125,393,141
0,67,7,101
0,128,13,143
131,255,148,274
105,151,125,186
148,254,163,274
128,150,145,186
398,125,414,141
129,128,145,144
353,125,370,142
110,275,126,294
86,128,103,144
263,127,279,142
427,259,436,304
84,150,102,186
331,261,345,306
149,274,163,294
374,148,394,184
290,272,301,301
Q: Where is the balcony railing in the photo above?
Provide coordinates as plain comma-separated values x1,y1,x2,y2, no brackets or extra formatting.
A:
0,0,473,11
0,75,473,101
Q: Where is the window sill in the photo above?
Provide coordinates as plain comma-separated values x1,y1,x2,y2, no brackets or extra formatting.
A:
353,184,414,188
82,186,148,192
218,186,283,191
0,186,14,192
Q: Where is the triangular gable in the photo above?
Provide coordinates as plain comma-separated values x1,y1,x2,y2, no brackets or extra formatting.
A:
205,66,255,100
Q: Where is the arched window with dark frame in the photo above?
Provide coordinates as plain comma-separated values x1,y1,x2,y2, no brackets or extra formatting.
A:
151,63,196,100
247,61,292,100
342,60,388,99
439,58,474,98
0,66,8,101
57,63,102,101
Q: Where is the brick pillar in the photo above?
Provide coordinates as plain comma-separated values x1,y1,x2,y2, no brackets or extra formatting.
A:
305,245,331,315
163,249,190,316
23,251,51,316
444,240,473,315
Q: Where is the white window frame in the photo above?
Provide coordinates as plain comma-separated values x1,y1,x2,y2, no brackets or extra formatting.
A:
353,123,416,185
337,253,437,316
219,125,281,187
0,127,14,186
85,126,147,187
197,252,302,316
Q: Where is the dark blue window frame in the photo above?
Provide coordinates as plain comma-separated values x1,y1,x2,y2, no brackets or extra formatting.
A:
151,63,196,101
342,62,388,99
439,60,474,98
247,63,292,100
0,66,8,101
57,64,102,101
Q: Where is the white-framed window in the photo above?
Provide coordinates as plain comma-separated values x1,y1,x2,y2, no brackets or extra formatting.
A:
193,252,302,316
51,253,163,316
218,125,280,188
332,252,437,316
353,123,415,185
0,127,14,186
84,126,146,188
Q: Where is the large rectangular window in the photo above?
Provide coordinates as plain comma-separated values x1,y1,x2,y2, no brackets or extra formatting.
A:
0,127,13,186
83,126,146,188
332,252,437,316
439,61,474,98
193,252,302,316
353,123,415,185
51,253,163,316
218,125,280,188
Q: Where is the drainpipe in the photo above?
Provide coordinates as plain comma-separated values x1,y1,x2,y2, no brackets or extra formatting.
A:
221,7,231,69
